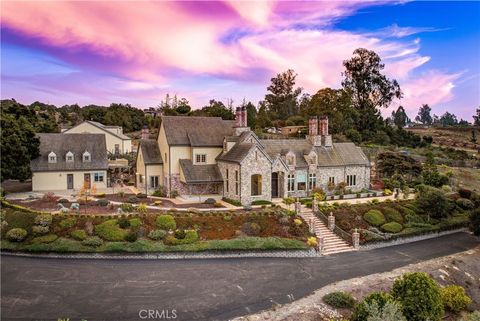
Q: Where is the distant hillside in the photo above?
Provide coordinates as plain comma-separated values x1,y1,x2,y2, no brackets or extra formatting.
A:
407,126,479,152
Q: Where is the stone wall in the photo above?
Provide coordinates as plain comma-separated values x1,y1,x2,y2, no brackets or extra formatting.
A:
239,146,272,205
165,173,222,196
217,161,241,202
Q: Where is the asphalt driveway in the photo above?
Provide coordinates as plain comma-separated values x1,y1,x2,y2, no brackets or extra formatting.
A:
1,232,479,321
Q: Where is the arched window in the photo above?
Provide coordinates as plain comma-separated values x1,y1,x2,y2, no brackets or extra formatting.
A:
251,174,262,196
83,151,91,162
66,151,74,162
48,152,57,163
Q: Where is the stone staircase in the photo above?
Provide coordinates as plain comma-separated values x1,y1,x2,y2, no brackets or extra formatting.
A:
299,205,355,255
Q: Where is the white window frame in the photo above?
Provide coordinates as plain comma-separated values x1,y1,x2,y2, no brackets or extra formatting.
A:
308,173,316,190
94,172,104,182
235,170,239,195
150,176,159,188
347,175,357,186
287,174,295,192
48,152,57,163
195,154,207,164
66,151,74,162
83,151,91,162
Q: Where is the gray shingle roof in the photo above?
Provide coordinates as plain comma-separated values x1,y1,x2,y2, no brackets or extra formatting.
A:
139,140,163,165
162,116,235,146
179,159,223,184
31,133,108,172
216,143,254,164
259,139,370,168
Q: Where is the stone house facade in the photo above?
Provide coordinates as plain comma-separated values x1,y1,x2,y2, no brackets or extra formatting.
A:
136,108,371,204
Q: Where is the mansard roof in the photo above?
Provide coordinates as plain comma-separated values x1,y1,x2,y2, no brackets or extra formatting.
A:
31,133,108,172
162,116,235,147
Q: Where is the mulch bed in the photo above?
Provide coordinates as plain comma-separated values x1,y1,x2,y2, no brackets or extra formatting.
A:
103,193,224,208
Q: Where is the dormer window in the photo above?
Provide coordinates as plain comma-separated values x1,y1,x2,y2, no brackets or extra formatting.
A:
83,151,91,162
286,152,295,166
66,151,74,162
48,152,57,163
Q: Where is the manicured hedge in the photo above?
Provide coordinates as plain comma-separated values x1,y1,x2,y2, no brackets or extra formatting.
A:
322,291,356,309
31,234,58,244
70,229,87,241
156,215,176,230
383,207,403,223
381,222,403,233
363,210,386,226
94,219,128,241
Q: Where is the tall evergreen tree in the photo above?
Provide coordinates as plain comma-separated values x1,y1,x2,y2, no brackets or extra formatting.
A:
264,69,302,121
391,106,409,129
415,104,433,125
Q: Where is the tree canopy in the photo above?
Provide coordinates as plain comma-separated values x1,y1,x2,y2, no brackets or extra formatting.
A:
415,104,433,125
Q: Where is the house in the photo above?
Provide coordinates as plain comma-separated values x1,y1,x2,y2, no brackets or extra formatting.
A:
31,133,108,191
136,108,371,204
63,120,132,155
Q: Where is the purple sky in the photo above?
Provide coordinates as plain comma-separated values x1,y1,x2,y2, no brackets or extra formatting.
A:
1,1,479,121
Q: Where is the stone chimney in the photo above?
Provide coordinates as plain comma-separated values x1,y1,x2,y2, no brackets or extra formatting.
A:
235,107,242,127
241,106,247,127
141,125,149,140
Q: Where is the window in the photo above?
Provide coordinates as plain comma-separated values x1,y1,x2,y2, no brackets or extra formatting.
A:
251,174,262,196
66,151,74,162
48,152,56,163
115,144,120,155
235,170,239,195
150,176,159,188
225,169,229,193
297,172,306,191
347,175,357,186
195,154,207,164
328,177,335,185
83,151,91,162
308,173,316,190
94,172,104,182
287,174,295,192
286,154,295,166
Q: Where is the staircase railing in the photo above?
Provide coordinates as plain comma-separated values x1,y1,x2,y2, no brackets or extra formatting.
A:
315,209,353,245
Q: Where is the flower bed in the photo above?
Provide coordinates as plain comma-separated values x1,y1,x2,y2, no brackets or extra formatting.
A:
0,206,312,253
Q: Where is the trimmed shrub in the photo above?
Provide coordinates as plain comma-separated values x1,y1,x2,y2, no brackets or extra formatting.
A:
381,222,403,233
59,217,77,229
32,225,49,235
351,291,395,321
204,198,216,204
242,222,261,236
392,272,444,321
441,185,452,193
82,236,103,247
70,229,87,241
174,229,186,239
125,231,138,242
156,215,176,230
6,228,28,242
222,197,242,207
251,200,272,205
441,285,472,312
163,230,198,245
96,192,106,198
58,198,69,203
127,196,139,204
163,235,178,246
148,229,167,240
456,198,474,210
31,234,58,244
120,203,134,212
94,219,128,241
383,207,403,223
364,210,386,226
96,199,110,207
118,217,130,228
34,214,52,227
322,291,356,309
416,186,452,219
399,206,416,217
136,193,147,199
363,301,406,321
137,203,148,213
458,188,472,199
129,218,142,228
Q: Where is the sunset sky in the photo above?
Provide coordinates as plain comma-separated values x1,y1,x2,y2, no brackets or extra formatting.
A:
1,1,479,120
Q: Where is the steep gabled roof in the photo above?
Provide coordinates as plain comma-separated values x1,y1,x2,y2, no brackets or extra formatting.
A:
138,140,163,165
162,116,235,146
31,133,108,172
179,159,223,184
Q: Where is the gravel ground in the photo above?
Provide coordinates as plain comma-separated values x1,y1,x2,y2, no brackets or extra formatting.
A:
234,246,480,321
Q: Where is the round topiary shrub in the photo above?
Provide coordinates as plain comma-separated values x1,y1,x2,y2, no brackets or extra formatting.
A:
136,193,147,199
381,222,403,233
156,215,176,230
242,222,261,236
127,196,139,204
163,235,178,246
174,229,186,239
456,198,474,210
125,230,138,242
118,217,130,229
204,198,216,204
441,285,472,312
32,225,50,235
96,199,110,207
383,207,403,223
70,229,87,241
392,272,444,321
31,234,58,244
322,291,356,309
363,210,386,226
6,228,28,242
59,217,77,229
82,236,103,247
58,198,69,204
34,214,52,227
129,218,142,228
148,229,167,240
120,203,134,212
94,219,128,241
351,291,394,321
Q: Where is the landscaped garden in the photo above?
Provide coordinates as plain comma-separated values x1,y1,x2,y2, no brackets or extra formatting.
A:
316,184,478,245
0,200,312,253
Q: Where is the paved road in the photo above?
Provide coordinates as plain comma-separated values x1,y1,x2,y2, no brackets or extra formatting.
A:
2,232,479,321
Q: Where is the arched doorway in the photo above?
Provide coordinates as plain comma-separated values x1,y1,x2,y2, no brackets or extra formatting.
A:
251,174,262,196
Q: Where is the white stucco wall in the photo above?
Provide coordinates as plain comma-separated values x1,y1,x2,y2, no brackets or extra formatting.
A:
65,122,131,154
32,170,108,191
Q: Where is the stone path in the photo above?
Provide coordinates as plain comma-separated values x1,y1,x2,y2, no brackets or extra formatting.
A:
298,205,354,256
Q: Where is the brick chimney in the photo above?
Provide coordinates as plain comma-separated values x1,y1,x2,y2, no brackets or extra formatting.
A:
234,106,249,136
241,106,247,127
319,116,332,147
141,125,149,140
235,107,242,127
308,116,318,136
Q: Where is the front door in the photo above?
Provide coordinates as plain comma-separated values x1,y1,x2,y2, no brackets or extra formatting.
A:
67,174,74,189
84,173,91,189
271,172,278,198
